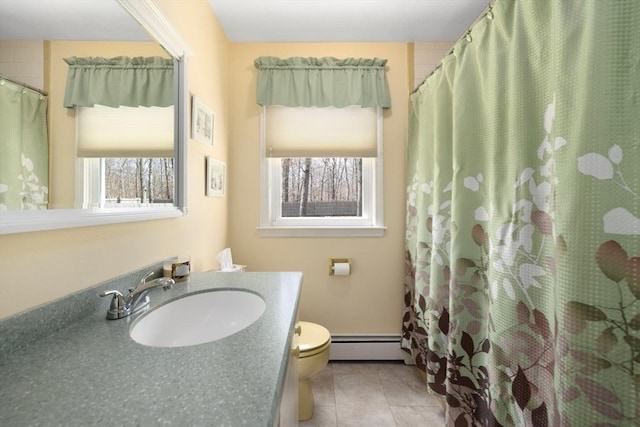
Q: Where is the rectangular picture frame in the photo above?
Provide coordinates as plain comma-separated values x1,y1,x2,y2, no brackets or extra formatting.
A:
191,96,214,146
206,157,226,197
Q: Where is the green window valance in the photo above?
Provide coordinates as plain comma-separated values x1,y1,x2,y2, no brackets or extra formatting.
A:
254,56,391,108
63,56,174,108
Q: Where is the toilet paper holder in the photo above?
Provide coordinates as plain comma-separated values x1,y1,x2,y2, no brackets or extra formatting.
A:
329,258,351,275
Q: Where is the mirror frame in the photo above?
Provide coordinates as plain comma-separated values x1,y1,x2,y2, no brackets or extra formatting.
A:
0,0,191,235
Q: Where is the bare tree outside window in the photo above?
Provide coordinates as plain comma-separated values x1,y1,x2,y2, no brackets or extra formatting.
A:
103,158,174,206
281,157,362,217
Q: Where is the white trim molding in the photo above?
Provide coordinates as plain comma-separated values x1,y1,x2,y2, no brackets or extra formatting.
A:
0,208,184,235
117,0,192,59
257,226,386,238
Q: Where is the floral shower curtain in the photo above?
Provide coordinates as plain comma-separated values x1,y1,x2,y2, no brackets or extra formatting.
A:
0,78,48,210
403,1,639,426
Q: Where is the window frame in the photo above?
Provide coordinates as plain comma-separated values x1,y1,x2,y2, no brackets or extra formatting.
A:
75,103,176,210
77,157,176,209
258,106,386,237
76,158,103,209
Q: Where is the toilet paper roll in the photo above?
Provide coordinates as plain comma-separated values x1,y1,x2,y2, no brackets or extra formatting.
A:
332,262,350,276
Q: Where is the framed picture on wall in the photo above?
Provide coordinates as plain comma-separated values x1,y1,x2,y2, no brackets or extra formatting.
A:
191,96,214,146
206,157,226,197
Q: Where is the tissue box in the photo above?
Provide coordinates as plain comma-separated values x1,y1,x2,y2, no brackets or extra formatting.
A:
217,264,247,272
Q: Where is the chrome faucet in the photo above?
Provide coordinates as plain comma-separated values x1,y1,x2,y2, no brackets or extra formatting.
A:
100,271,174,320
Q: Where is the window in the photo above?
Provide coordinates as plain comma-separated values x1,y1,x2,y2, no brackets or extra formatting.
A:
76,105,174,208
80,158,173,208
260,106,384,237
253,56,390,236
279,157,364,218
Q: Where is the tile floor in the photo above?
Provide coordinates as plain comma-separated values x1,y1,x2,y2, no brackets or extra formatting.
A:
299,361,445,427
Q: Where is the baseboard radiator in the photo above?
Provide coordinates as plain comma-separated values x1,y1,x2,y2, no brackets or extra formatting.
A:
328,334,413,363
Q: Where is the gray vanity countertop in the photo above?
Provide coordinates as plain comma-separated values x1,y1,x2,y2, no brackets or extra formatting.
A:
0,271,302,427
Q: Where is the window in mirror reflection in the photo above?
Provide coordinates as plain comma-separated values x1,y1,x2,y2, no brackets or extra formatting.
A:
63,56,175,209
81,157,173,208
75,105,174,208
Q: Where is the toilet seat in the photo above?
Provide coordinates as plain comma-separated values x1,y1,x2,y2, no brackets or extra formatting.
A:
298,321,331,358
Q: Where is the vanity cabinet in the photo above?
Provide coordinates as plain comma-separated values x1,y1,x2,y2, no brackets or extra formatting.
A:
278,321,300,426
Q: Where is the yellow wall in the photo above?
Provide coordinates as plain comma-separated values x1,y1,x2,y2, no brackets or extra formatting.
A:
0,0,230,318
412,41,455,89
228,43,409,334
46,41,168,208
1,3,412,337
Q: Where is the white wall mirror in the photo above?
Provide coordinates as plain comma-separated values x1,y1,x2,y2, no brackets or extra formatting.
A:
0,0,189,234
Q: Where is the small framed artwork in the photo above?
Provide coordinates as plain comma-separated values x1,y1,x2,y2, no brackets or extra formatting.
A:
206,157,226,197
191,96,214,146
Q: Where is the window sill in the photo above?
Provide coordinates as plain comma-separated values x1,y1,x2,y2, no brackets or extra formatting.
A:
257,225,386,238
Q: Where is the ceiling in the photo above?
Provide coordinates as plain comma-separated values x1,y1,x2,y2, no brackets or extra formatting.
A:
207,0,489,42
0,0,151,41
0,0,489,43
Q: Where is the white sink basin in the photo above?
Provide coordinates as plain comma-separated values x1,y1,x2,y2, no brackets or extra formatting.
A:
130,290,266,348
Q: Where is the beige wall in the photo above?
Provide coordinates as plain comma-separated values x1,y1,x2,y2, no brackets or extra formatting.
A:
1,3,438,336
0,0,230,318
413,41,454,89
228,43,409,334
46,41,168,208
0,40,44,90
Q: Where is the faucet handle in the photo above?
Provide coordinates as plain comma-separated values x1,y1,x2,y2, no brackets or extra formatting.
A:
125,271,156,294
100,289,123,298
100,290,126,319
137,271,156,289
154,277,175,289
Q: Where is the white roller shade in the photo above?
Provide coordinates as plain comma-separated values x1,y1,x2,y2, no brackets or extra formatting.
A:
77,105,174,158
265,106,378,157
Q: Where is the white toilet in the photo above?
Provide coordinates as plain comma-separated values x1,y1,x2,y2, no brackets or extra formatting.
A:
297,321,331,421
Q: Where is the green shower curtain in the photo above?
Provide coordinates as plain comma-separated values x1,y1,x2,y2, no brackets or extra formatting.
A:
0,78,48,210
403,1,639,426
